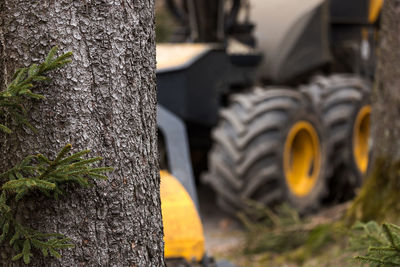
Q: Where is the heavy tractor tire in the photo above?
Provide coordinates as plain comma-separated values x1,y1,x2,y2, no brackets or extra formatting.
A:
204,88,328,215
310,75,371,202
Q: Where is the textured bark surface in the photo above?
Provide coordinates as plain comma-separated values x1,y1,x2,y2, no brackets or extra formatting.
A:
0,0,164,266
371,0,400,159
346,0,400,224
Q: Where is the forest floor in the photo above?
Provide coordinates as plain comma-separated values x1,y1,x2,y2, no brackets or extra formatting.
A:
198,185,356,267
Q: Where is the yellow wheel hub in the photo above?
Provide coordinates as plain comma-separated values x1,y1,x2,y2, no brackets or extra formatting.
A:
353,105,371,174
284,121,321,197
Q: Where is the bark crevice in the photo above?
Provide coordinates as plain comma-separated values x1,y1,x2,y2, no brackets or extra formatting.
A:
0,1,164,266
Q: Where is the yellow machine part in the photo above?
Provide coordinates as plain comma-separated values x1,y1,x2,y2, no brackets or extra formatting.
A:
156,44,212,70
160,170,205,263
284,121,321,197
369,0,383,23
353,105,371,174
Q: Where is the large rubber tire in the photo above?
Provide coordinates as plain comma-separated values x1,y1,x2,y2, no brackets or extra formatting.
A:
203,88,328,214
310,75,371,201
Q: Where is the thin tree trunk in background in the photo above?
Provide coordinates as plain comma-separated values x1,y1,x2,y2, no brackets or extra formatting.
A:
372,1,400,158
346,0,400,224
0,0,164,266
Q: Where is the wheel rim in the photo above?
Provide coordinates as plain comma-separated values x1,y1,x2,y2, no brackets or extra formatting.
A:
284,121,321,197
353,105,371,174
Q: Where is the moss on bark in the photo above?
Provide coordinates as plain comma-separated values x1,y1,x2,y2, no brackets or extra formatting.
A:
345,0,400,225
346,158,400,225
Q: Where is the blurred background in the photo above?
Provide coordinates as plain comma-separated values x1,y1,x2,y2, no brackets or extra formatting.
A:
155,1,382,266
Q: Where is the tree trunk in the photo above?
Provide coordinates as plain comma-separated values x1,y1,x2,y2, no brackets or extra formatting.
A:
346,0,400,224
0,0,164,266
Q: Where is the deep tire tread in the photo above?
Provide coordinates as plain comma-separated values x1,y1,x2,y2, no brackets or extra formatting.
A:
311,74,371,201
205,88,328,214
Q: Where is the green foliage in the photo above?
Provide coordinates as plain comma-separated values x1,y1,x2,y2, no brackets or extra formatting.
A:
0,144,112,264
239,203,308,254
0,47,112,264
350,221,400,266
0,46,72,133
239,202,342,265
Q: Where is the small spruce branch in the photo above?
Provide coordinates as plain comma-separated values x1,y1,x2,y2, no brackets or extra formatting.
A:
351,221,400,266
355,255,400,266
0,46,72,133
0,47,112,264
0,144,113,264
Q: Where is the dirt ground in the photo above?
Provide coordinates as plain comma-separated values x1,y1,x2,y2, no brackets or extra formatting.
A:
197,184,352,267
198,184,245,254
198,184,251,266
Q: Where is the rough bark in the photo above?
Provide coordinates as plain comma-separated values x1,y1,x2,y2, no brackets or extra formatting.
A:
0,0,164,266
346,0,400,224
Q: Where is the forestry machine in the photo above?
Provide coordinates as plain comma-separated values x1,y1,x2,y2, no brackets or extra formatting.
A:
157,0,382,265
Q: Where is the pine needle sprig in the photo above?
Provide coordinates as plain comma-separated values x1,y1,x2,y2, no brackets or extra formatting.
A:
0,46,73,133
0,46,112,264
0,144,113,264
350,221,400,266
